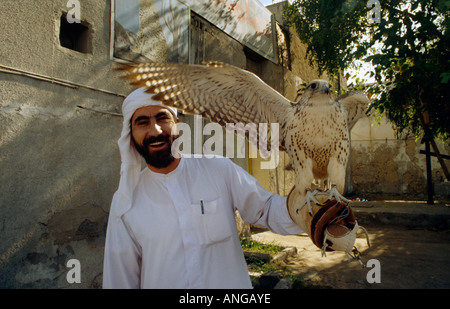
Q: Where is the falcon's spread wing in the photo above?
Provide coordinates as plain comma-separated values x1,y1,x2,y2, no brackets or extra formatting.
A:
336,91,370,131
117,61,295,152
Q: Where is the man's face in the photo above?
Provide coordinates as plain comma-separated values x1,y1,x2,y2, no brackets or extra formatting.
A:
130,105,178,169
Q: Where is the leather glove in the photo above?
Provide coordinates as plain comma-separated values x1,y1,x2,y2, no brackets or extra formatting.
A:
287,186,370,259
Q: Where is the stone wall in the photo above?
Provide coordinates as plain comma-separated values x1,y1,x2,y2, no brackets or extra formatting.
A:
351,116,450,199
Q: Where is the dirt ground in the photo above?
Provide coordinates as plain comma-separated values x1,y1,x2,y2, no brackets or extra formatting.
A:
251,201,450,289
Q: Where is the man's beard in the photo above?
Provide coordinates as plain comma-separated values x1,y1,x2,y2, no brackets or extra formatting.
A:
132,133,178,169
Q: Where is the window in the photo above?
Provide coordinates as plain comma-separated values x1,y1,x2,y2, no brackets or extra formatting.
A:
59,13,91,53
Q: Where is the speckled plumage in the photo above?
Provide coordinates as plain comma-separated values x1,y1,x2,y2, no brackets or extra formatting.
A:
117,61,370,196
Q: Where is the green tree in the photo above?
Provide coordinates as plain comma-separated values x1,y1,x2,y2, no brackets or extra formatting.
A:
284,0,450,142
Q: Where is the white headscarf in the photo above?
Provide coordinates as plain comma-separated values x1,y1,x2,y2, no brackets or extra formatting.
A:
111,87,178,218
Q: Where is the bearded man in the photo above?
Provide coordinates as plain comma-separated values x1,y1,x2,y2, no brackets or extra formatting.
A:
102,87,302,289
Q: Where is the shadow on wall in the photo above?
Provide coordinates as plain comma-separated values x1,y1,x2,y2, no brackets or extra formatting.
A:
0,67,124,288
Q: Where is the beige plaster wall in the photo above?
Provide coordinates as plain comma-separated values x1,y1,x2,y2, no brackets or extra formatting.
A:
0,0,132,288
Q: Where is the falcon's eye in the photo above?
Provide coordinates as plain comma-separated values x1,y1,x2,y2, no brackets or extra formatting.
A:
310,83,316,89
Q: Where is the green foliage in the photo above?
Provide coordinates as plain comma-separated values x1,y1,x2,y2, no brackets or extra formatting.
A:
241,238,322,289
284,0,450,142
284,0,372,77
240,238,285,274
240,237,284,254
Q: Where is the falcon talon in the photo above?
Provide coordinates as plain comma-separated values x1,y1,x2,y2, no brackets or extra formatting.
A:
346,247,366,268
324,186,350,204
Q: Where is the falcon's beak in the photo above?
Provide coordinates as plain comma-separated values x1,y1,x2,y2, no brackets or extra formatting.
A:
321,84,330,95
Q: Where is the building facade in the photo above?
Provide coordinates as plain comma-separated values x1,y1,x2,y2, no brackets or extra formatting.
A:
0,0,447,288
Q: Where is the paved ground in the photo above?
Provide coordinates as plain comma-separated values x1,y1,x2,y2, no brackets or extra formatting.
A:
251,198,450,289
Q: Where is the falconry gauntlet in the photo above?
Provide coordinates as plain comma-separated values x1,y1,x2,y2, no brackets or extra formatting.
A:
287,187,370,261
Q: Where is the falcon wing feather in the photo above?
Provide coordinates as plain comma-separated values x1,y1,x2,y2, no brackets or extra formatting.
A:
336,91,370,131
117,61,295,152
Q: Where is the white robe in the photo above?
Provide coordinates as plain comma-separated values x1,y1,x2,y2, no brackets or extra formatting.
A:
103,155,302,289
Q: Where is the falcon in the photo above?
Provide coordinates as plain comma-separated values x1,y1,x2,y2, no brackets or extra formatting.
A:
116,61,371,258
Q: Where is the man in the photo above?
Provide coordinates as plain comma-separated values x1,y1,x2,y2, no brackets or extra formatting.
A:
103,87,302,289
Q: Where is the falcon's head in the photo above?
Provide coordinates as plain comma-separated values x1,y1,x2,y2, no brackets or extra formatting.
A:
297,79,331,105
306,80,331,95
